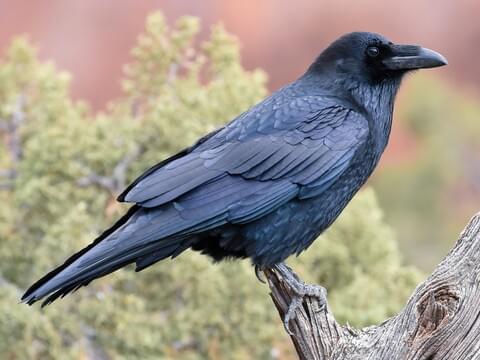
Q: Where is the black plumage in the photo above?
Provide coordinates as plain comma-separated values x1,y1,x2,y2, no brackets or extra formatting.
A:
22,32,447,306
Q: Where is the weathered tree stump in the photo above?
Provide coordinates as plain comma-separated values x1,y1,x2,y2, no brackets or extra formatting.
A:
264,213,480,360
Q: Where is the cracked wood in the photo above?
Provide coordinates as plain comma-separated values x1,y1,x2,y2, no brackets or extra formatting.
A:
265,212,480,360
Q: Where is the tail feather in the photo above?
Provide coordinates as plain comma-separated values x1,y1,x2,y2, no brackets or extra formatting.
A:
21,205,190,306
134,239,192,272
37,240,182,306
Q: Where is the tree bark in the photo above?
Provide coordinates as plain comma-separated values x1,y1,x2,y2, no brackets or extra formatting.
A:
264,213,480,360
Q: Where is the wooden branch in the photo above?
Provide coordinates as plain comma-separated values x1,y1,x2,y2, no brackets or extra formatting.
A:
76,145,144,194
265,212,480,360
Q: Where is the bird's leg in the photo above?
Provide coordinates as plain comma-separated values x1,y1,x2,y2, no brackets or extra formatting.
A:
255,265,266,284
273,262,327,335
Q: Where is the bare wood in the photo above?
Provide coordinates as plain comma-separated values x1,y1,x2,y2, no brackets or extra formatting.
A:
264,212,480,360
76,145,144,194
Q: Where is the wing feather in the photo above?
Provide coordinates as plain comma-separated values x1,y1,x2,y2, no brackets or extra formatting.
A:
120,96,369,228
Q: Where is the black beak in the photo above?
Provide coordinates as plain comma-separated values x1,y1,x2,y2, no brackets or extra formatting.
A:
383,44,448,71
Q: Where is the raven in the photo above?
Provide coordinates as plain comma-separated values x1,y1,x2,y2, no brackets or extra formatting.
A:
22,32,446,327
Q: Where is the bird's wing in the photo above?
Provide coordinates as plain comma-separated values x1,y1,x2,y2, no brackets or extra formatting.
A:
119,96,369,223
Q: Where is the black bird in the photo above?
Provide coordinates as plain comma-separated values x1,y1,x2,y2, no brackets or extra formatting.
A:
22,32,446,329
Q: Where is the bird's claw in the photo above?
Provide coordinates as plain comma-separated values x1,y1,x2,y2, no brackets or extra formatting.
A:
255,265,266,284
274,263,327,335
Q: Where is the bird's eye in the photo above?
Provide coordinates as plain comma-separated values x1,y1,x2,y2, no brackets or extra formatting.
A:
366,46,380,58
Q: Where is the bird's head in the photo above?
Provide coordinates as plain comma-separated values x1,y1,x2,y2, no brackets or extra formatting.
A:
309,32,447,86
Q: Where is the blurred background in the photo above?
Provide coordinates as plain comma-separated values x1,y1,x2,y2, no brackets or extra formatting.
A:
1,0,479,359
2,0,479,108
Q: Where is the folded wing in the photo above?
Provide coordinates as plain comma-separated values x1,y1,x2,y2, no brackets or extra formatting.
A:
121,96,369,210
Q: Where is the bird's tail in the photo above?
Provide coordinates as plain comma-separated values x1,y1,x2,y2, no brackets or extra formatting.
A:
21,205,190,306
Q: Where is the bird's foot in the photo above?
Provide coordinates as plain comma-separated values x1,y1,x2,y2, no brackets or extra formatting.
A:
273,263,327,335
255,265,266,284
